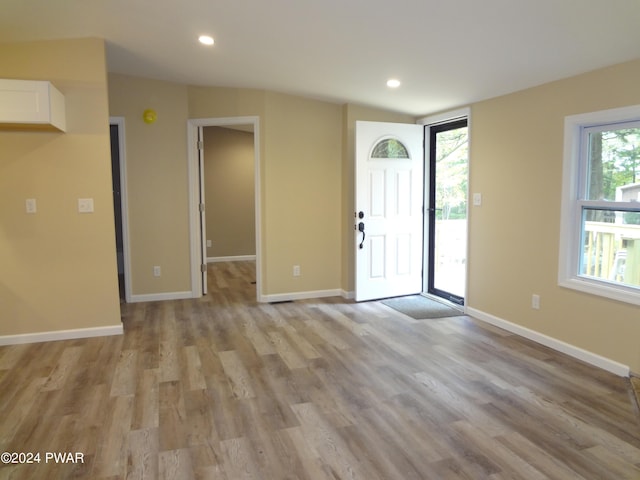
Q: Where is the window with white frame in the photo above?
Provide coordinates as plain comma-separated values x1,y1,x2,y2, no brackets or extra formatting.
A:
559,105,640,305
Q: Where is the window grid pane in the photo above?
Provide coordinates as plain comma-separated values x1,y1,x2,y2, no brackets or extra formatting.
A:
578,121,640,291
585,123,640,202
580,207,640,289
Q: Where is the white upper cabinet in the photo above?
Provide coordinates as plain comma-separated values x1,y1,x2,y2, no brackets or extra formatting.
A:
0,79,66,132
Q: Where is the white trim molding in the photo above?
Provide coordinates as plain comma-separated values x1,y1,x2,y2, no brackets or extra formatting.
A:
129,291,195,303
417,106,470,126
260,289,343,304
0,325,124,346
208,255,256,263
466,307,630,377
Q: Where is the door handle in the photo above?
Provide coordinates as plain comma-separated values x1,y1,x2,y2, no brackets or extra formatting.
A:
358,221,365,249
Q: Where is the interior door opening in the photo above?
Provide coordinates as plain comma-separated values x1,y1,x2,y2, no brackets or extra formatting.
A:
200,125,257,293
426,118,469,305
187,116,262,301
109,124,125,302
109,119,129,304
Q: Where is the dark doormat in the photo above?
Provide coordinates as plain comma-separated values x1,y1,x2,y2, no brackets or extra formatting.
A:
381,295,463,319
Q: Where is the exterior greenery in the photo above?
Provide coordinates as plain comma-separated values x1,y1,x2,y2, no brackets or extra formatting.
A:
435,126,468,220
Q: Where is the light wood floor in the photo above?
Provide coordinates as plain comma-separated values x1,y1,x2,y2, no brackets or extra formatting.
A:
1,261,639,479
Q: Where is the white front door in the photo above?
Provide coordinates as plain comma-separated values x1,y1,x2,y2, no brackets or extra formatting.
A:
355,121,424,301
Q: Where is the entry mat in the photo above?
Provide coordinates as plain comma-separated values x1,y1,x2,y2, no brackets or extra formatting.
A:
381,295,463,320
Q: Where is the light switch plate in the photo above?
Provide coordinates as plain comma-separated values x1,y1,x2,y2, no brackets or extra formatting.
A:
473,193,482,206
78,198,94,213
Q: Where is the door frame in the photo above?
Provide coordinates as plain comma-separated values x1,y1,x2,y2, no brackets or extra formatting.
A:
418,107,471,305
187,116,262,301
109,116,133,303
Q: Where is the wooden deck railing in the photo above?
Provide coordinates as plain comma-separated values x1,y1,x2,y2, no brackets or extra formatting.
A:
583,221,640,286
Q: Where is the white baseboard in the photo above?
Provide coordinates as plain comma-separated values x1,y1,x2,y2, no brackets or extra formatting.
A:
129,291,194,303
0,324,124,346
208,255,256,263
466,307,630,377
260,289,343,303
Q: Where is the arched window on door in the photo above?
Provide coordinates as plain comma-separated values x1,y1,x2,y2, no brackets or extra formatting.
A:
370,138,410,159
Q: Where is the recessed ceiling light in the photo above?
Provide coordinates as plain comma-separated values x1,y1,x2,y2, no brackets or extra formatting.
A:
387,79,401,88
198,35,215,46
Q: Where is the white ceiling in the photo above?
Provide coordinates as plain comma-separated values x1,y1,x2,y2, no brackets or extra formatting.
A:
2,0,639,115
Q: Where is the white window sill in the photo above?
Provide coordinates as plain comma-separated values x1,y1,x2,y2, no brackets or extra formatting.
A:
559,276,640,307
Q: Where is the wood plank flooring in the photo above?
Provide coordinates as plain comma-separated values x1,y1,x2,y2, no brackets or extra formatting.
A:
1,261,639,479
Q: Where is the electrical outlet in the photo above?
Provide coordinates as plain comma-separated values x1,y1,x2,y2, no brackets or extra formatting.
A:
293,265,301,277
153,266,161,277
25,198,37,214
532,294,540,310
206,240,212,248
78,198,94,213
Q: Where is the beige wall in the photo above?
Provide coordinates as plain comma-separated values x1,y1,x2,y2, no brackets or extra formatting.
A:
111,82,344,297
468,59,640,373
203,127,256,258
188,86,266,120
262,92,343,295
0,38,121,335
108,74,191,296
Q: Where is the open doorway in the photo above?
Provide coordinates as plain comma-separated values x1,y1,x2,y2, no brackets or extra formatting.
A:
425,118,469,305
187,116,262,301
353,114,469,305
109,117,131,303
202,126,257,263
